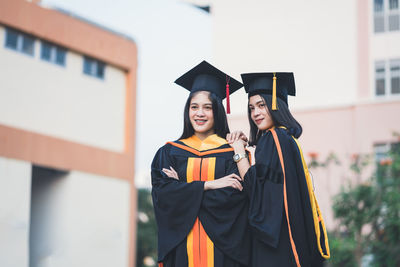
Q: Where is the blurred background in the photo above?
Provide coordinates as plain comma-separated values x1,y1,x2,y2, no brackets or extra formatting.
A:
1,0,400,266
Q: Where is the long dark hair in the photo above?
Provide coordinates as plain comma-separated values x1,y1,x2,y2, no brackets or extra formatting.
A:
248,94,302,145
179,91,230,140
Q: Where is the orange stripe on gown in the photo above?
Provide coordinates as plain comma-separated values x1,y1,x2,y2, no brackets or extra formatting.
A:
187,157,215,267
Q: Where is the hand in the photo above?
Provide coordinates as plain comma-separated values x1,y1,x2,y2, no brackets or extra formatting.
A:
226,131,248,144
162,166,179,180
204,173,243,191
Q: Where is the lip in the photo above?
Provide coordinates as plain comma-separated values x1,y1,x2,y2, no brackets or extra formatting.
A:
254,118,264,125
194,119,207,126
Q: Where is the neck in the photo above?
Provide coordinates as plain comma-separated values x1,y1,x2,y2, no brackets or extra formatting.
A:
194,130,215,141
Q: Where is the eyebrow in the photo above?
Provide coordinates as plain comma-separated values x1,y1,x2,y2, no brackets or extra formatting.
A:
249,100,264,106
191,102,212,106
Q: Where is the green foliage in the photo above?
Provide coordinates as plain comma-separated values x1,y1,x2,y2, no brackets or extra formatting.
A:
329,136,400,267
328,231,357,266
333,183,376,232
136,188,157,267
368,143,400,267
308,151,341,169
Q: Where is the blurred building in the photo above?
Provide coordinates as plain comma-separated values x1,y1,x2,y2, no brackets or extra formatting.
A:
0,0,137,266
188,0,400,228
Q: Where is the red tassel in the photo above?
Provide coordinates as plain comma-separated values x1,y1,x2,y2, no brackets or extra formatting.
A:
226,76,230,114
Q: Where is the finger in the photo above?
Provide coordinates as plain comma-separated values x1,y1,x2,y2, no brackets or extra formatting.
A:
226,133,231,143
234,180,243,191
229,134,234,144
231,180,242,191
233,132,239,141
229,173,242,181
170,166,178,175
162,168,171,174
163,170,172,176
233,173,242,181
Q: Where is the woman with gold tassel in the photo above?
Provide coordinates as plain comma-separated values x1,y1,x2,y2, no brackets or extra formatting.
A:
227,72,330,266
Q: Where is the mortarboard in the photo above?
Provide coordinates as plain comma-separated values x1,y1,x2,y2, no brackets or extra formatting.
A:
175,60,243,114
241,72,296,110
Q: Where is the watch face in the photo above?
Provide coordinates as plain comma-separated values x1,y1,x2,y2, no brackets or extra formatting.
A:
233,154,240,161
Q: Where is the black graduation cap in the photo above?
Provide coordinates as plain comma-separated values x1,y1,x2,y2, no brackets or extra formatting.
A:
241,72,296,110
175,60,243,114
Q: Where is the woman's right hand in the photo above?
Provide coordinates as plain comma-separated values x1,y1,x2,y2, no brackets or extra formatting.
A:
204,173,243,191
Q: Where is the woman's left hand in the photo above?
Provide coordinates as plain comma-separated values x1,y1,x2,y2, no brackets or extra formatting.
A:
227,131,247,151
227,131,248,144
162,166,179,180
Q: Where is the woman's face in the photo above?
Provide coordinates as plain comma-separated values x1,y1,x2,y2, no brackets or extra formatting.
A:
249,94,274,131
189,91,215,138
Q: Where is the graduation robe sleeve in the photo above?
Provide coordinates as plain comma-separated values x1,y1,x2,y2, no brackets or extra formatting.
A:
151,144,205,261
243,131,284,248
199,156,251,264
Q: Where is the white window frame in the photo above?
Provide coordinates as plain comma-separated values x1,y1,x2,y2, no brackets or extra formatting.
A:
374,0,400,33
374,143,391,163
375,59,400,98
375,61,387,96
4,27,35,56
390,59,400,95
40,41,67,67
83,56,106,80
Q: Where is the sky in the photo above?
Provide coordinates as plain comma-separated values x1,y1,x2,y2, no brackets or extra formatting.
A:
42,0,213,187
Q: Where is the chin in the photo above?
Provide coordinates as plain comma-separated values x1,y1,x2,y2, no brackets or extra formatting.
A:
257,125,269,131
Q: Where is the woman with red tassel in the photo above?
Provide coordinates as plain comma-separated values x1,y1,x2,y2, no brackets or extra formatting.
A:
151,61,251,267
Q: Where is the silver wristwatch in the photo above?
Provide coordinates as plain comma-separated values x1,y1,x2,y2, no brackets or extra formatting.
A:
233,153,248,163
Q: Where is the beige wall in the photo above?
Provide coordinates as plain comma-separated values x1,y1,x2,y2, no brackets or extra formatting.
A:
0,157,31,267
293,101,400,227
211,0,358,115
30,169,131,267
0,26,126,152
370,0,400,101
0,0,137,266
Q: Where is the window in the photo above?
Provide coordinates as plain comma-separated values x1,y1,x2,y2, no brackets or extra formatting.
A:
4,27,35,56
374,143,391,163
374,142,399,175
375,0,385,32
390,60,400,94
375,59,400,97
83,56,105,79
40,41,67,66
375,61,386,96
374,0,400,32
389,0,400,30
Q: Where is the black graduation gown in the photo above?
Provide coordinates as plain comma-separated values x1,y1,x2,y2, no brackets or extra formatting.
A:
244,127,329,267
151,134,250,267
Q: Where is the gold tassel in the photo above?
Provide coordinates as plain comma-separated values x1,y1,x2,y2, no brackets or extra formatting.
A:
272,73,278,110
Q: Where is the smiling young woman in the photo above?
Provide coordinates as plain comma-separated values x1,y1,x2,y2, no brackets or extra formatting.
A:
151,61,250,267
188,91,215,140
228,72,330,267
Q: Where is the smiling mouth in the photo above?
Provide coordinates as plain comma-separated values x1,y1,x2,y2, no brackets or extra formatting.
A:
255,118,264,124
195,119,207,125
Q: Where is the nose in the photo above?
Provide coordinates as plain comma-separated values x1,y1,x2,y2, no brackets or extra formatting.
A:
253,107,261,116
196,107,205,116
